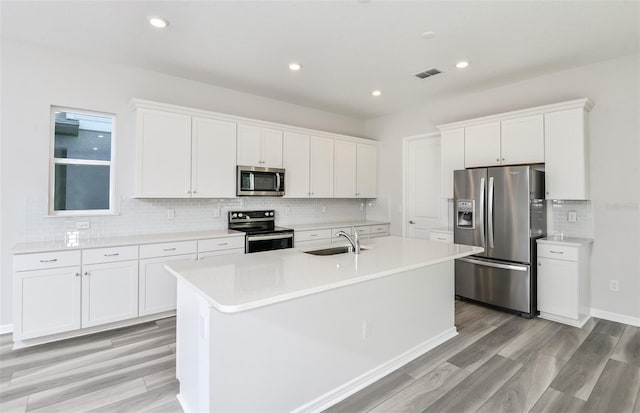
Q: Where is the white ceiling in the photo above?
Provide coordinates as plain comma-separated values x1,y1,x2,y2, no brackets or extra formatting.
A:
2,1,638,119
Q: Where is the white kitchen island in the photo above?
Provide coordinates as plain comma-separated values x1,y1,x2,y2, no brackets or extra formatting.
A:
166,236,482,413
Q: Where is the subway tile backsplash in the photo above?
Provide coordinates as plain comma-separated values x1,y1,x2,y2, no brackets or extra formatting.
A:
547,200,593,238
23,195,369,243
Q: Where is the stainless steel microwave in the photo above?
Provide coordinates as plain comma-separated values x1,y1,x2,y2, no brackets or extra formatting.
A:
237,165,285,196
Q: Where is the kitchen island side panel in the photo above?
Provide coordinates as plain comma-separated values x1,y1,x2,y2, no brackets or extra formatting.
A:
191,261,454,412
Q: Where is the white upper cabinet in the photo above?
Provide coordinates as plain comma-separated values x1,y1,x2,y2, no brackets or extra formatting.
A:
356,143,377,198
283,131,310,198
309,136,334,198
237,124,283,168
464,122,501,168
544,108,589,199
440,128,465,199
136,109,192,197
333,140,357,198
191,117,237,198
501,115,544,165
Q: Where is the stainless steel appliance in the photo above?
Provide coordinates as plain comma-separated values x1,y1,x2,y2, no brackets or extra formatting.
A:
237,166,285,196
453,165,546,317
229,210,293,253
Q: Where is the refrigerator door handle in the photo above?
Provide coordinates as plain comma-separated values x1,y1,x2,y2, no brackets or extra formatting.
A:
479,177,486,248
488,176,495,249
459,257,528,272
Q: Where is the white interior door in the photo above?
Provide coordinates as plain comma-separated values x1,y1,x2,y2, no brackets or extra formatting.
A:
405,135,444,239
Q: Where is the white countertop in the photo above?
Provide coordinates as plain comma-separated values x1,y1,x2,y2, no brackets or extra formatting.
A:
429,226,454,233
166,236,483,314
287,220,390,231
538,236,594,247
12,229,245,254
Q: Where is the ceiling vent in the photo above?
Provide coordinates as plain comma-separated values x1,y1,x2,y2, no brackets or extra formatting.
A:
415,68,442,79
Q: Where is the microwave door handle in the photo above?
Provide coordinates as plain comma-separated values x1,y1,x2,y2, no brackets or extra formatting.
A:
488,176,494,249
249,172,255,191
275,173,280,191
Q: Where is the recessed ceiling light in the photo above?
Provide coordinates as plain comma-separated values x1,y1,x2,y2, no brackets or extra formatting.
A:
92,147,98,151
288,63,302,71
371,90,382,97
97,135,104,138
149,16,169,28
421,31,436,39
456,61,470,69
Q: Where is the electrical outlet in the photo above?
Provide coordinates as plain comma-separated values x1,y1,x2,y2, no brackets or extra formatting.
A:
75,221,90,230
610,280,620,292
567,211,577,223
321,205,327,213
212,208,220,217
360,203,364,211
284,207,290,215
167,209,175,220
362,320,370,340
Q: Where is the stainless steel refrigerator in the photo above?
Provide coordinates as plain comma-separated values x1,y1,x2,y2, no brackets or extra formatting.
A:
453,165,546,317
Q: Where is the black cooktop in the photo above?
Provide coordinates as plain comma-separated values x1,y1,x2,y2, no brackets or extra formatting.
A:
228,210,292,235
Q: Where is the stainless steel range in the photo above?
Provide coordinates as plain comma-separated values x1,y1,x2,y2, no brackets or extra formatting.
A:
228,210,294,253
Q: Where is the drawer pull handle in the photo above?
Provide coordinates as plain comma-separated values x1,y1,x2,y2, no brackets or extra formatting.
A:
163,248,177,251
218,242,228,246
39,259,58,263
437,237,446,240
104,253,120,257
310,234,317,237
549,251,564,254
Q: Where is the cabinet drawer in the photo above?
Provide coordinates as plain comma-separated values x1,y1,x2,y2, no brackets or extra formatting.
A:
430,231,453,243
140,241,197,259
370,224,389,235
14,250,81,272
538,243,578,261
354,225,372,236
198,249,244,260
83,245,138,265
295,229,332,243
198,237,245,253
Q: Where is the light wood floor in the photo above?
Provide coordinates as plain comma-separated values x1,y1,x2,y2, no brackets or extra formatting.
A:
1,301,639,412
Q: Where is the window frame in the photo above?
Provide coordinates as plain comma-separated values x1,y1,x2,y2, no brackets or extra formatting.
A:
48,106,117,216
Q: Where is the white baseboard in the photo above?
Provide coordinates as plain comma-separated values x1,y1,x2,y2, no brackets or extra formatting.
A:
176,394,193,413
0,324,13,335
294,326,458,413
591,308,640,327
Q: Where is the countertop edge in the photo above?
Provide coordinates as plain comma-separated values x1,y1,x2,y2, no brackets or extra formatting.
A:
537,237,594,247
288,220,390,231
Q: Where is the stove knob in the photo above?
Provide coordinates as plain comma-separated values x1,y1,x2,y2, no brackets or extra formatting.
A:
270,212,274,216
238,213,243,217
265,212,269,216
231,213,237,218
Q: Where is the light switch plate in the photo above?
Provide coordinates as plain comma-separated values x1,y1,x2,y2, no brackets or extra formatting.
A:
167,209,175,220
567,211,577,223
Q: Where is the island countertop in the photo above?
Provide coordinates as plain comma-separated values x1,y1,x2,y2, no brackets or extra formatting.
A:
166,236,483,314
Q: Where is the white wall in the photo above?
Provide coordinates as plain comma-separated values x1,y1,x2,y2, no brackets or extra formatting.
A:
0,40,366,327
366,54,640,321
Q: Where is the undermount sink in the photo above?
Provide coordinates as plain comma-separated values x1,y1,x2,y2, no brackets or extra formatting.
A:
303,246,368,256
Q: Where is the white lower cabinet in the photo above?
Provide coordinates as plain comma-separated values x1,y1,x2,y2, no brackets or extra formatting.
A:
139,241,197,316
537,239,591,327
428,229,453,243
139,254,197,316
82,260,139,328
14,265,81,340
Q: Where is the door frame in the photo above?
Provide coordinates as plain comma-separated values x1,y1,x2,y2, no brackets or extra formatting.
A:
402,131,440,237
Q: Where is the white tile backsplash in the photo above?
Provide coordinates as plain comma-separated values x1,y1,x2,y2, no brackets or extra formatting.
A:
24,195,369,243
547,200,593,238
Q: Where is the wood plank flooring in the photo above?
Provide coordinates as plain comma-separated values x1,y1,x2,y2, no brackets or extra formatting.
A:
1,300,639,412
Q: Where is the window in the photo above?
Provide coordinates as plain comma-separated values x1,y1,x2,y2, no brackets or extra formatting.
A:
50,107,115,215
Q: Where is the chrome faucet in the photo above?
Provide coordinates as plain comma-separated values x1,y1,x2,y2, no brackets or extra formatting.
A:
336,230,361,254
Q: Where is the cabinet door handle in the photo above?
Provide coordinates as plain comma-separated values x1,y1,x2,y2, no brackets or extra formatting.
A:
163,247,177,251
39,259,58,263
409,220,415,224
104,253,120,257
84,271,89,276
549,251,564,254
193,190,197,194
75,272,80,277
496,158,500,162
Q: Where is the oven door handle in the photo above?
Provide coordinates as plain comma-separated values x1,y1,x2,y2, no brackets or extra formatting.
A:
247,233,294,241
